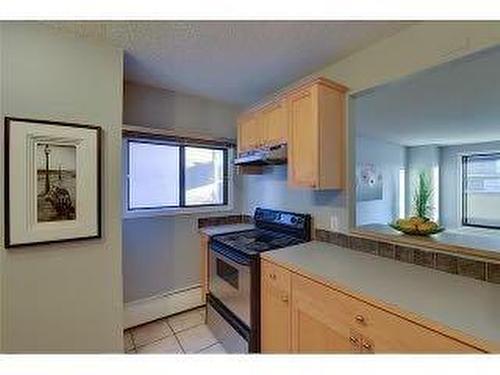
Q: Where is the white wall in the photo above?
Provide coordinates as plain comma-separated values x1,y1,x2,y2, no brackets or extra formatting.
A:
317,22,500,94
124,82,240,138
239,136,405,230
238,165,347,231
122,82,241,303
356,137,406,226
0,23,124,353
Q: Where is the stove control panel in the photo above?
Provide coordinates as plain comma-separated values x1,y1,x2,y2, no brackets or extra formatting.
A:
254,208,308,230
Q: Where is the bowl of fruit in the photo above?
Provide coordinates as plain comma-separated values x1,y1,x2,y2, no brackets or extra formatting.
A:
389,216,444,236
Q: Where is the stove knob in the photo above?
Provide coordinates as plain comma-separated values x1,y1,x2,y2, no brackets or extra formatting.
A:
291,217,297,224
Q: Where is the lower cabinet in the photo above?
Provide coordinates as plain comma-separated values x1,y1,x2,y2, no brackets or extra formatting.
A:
261,259,485,354
290,273,361,353
261,259,291,353
200,233,209,304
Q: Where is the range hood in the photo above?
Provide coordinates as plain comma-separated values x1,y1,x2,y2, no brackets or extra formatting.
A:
234,144,287,166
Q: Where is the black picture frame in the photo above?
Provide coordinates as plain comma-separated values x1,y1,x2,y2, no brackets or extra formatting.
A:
4,116,102,248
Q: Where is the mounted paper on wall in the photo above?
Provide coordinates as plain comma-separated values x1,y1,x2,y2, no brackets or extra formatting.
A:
356,163,383,201
4,117,101,248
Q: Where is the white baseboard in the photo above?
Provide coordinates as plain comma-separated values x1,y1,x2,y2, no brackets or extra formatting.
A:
124,285,203,329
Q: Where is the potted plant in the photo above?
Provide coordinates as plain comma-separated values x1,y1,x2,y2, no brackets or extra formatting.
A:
390,170,444,236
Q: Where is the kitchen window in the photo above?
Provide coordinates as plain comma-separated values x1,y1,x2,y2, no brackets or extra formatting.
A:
125,137,230,217
462,153,500,229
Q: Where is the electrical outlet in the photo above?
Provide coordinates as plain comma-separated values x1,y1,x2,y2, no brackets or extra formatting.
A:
330,215,339,231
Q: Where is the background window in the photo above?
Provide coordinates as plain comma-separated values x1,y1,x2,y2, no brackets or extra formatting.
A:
126,140,229,211
462,153,500,228
398,168,406,219
185,147,226,206
128,142,180,209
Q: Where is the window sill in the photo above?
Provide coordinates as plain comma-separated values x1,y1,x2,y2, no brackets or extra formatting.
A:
123,204,234,220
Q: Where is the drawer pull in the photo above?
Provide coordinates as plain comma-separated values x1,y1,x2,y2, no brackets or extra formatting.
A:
269,273,277,280
355,315,365,324
362,342,372,351
281,294,289,303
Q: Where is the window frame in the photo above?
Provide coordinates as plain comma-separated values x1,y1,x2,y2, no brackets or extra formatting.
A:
461,152,500,230
123,137,232,218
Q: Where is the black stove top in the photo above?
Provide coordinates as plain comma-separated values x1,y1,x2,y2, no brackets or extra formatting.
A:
212,228,306,256
210,208,311,258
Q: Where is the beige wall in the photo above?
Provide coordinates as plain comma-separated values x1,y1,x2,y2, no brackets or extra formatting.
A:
0,23,124,353
124,81,241,138
318,22,500,93
122,82,241,303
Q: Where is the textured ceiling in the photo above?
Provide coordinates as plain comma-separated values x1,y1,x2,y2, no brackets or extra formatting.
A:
353,46,500,147
46,21,412,105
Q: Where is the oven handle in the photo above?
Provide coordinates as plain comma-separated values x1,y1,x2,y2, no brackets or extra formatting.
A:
210,241,251,266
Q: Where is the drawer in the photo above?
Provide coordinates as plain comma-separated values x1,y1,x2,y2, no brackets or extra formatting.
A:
261,259,291,293
292,273,483,353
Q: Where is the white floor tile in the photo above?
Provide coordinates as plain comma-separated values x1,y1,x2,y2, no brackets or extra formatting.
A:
167,307,206,333
198,343,227,354
131,319,173,347
176,324,217,353
136,336,183,354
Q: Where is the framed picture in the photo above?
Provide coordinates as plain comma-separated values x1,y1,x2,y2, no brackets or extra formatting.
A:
356,163,383,202
4,117,102,248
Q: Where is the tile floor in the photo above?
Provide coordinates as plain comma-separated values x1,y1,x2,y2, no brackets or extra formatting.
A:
124,306,227,354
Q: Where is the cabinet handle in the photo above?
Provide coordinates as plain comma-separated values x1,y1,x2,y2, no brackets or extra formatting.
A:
362,342,372,351
355,315,365,324
281,294,289,303
349,336,359,345
269,273,277,280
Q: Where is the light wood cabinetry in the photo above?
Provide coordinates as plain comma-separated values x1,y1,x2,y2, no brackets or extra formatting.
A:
261,260,291,353
261,100,287,147
291,273,480,353
287,80,346,189
261,258,487,354
291,274,360,353
287,87,317,188
200,233,209,304
237,113,263,153
237,100,286,154
236,77,347,189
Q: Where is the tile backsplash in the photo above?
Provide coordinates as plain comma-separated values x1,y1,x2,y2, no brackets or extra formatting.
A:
315,229,499,284
197,214,252,228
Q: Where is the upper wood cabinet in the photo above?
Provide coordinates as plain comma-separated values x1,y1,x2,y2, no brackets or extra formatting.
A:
236,77,348,190
261,100,287,147
287,79,347,189
237,112,265,153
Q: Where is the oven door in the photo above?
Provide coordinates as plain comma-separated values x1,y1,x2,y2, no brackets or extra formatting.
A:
208,243,251,327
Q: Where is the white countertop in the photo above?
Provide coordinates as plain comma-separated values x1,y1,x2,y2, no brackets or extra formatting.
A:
199,223,255,237
264,241,500,346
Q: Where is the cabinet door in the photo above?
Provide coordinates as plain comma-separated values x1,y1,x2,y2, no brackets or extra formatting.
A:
262,101,287,146
200,234,209,304
261,260,292,353
291,273,360,353
292,272,482,354
238,115,255,153
287,87,318,188
324,283,483,353
238,113,265,153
